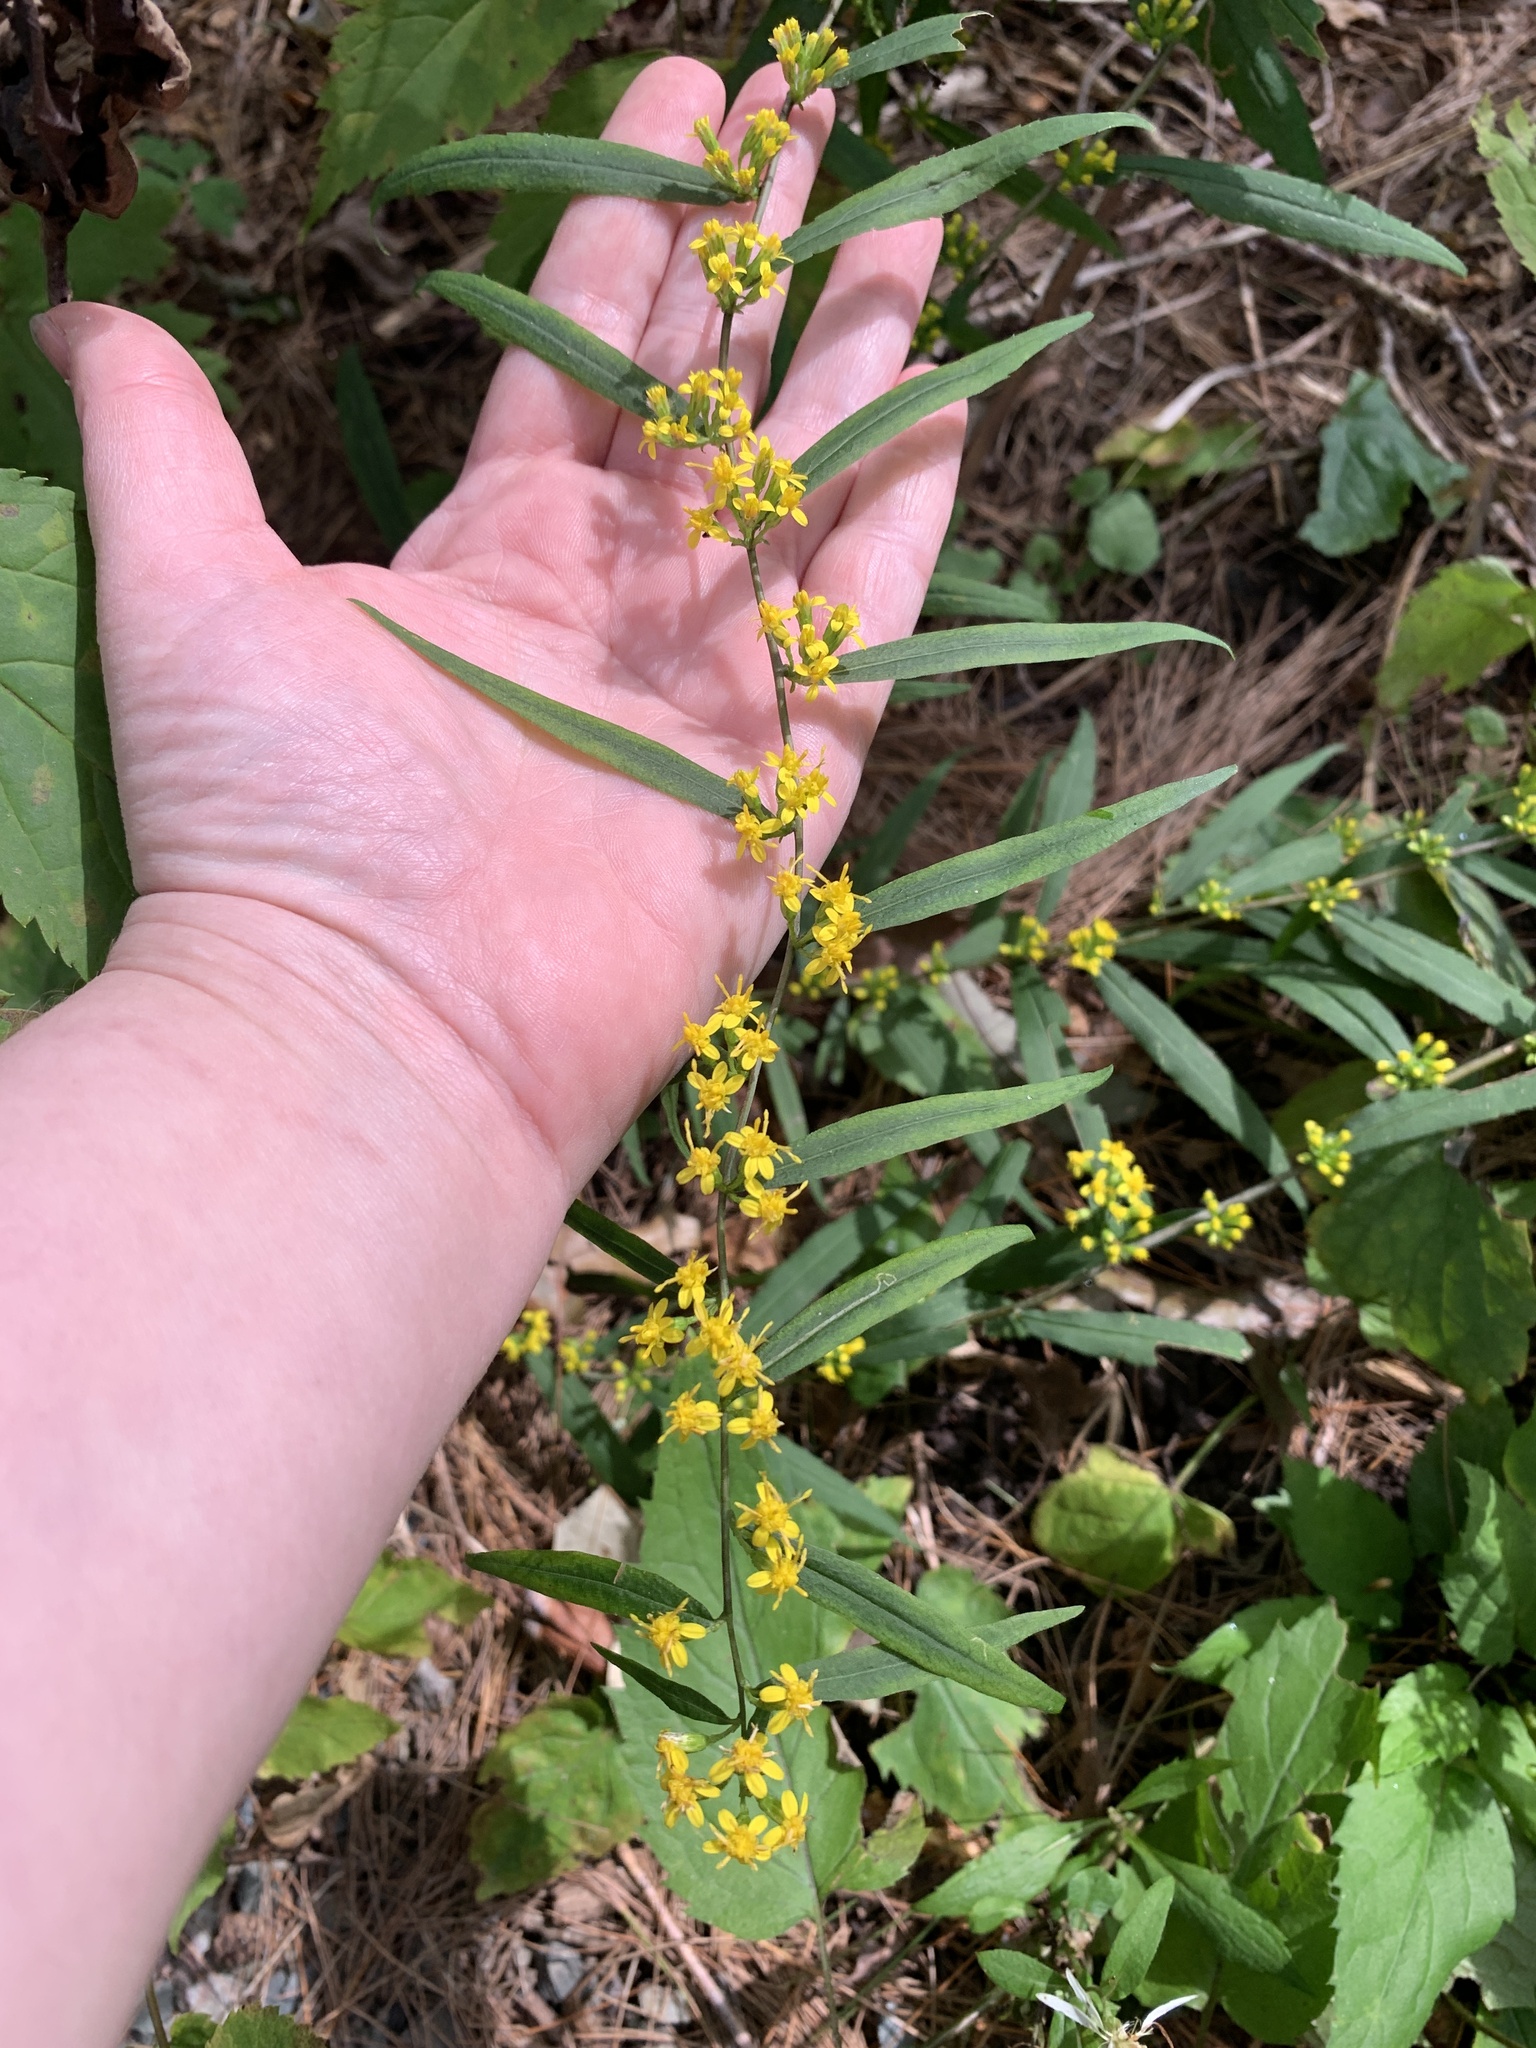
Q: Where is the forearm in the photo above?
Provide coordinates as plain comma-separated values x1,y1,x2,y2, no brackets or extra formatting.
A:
0,893,565,2042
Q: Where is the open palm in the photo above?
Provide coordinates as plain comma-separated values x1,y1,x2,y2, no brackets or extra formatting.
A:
54,54,959,1187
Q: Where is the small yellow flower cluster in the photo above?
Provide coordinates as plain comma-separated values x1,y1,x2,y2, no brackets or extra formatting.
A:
1126,0,1196,50
499,1306,552,1362
736,1475,809,1548
1193,878,1240,922
1333,813,1366,861
917,940,951,985
732,744,837,864
674,986,807,1231
655,1730,719,1829
557,1330,599,1372
1503,765,1536,842
1193,1190,1252,1251
689,218,789,315
999,914,1051,963
815,1336,866,1384
758,589,864,698
913,297,944,355
693,107,790,202
941,210,988,281
687,431,809,549
1375,1032,1454,1093
1054,138,1118,189
852,963,900,1012
770,16,848,101
1404,825,1451,875
1065,1139,1155,1265
1299,1119,1352,1189
1067,917,1119,976
639,1600,710,1672
1304,875,1360,921
641,366,751,459
647,1272,788,1449
801,865,872,993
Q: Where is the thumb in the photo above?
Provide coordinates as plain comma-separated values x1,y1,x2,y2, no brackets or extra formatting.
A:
31,303,295,624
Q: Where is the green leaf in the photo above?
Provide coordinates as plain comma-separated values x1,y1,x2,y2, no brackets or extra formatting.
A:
1204,0,1323,179
1331,907,1535,1037
1010,965,1106,1147
1353,1072,1536,1155
759,1226,1029,1382
834,618,1225,686
1376,557,1536,710
1331,1763,1515,2048
425,271,660,415
1008,1306,1252,1366
1474,95,1536,279
1032,709,1097,922
977,1950,1065,2001
1310,1151,1536,1398
334,347,413,551
375,131,721,208
1441,1465,1536,1667
356,605,738,817
850,751,960,893
1261,1456,1411,1631
1408,1397,1516,1556
170,2018,220,2046
472,1547,716,1624
471,1694,643,1898
1121,1757,1237,1809
1300,373,1468,557
258,1693,399,1780
168,1816,234,1952
746,1188,931,1333
602,1649,734,1723
1161,742,1344,903
1032,1445,1233,1594
1378,1663,1481,1775
863,768,1234,932
1104,1877,1177,2000
1252,963,1406,1065
797,317,1090,498
782,112,1153,263
1509,1413,1536,1510
1134,1844,1291,1972
918,1818,1085,1930
840,13,976,80
310,0,619,220
1259,0,1325,56
924,571,1059,622
1088,489,1161,576
337,1551,491,1657
209,2015,327,2048
1479,1705,1536,1850
833,1789,928,1892
798,1544,1064,1713
0,471,132,977
816,1605,1080,1703
1122,155,1465,272
563,1198,676,1286
1097,961,1296,1195
793,1074,1106,1183
1468,1828,1536,2012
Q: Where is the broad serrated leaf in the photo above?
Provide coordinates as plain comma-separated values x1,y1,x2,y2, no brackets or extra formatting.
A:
759,1226,1027,1380
816,1605,1080,1702
1440,1465,1536,1666
1378,1663,1481,1774
426,272,660,415
841,13,977,80
977,1950,1064,2001
1204,0,1322,179
311,0,618,220
1300,374,1468,557
862,768,1234,931
1474,95,1536,280
1009,1306,1252,1366
356,605,738,816
833,1789,928,1893
783,111,1152,263
797,316,1089,497
563,1198,676,1286
1121,155,1464,272
1135,1843,1291,1972
1332,906,1535,1036
834,617,1224,684
472,1695,643,1898
0,471,132,976
259,1693,399,1780
797,1544,1063,1712
919,1819,1084,1928
602,1650,734,1722
472,1547,716,1624
210,2015,327,2048
375,131,722,207
1097,960,1297,1197
1479,1705,1536,1850
1331,1763,1514,2048
1376,557,1536,710
1161,742,1343,902
1262,1455,1412,1631
337,1551,490,1657
1104,1877,1177,2000
793,1073,1106,1182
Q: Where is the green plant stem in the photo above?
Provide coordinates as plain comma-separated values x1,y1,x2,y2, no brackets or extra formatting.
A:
718,308,736,375
1145,831,1521,933
1194,1964,1224,2048
801,1918,944,2046
1448,1036,1525,1085
1172,1395,1256,1494
145,1987,170,2048
717,1405,752,1732
812,1893,845,2046
1445,1993,1531,2048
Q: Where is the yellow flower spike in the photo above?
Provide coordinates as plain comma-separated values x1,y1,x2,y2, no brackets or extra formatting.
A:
688,1059,746,1129
678,1142,725,1194
638,1600,709,1671
661,1385,723,1444
1066,917,1119,975
998,914,1050,964
727,1387,783,1450
739,1180,805,1234
708,1732,785,1799
671,1254,711,1313
660,1770,718,1828
775,1788,811,1849
734,1476,811,1549
758,1664,819,1736
702,1810,785,1865
747,1537,809,1608
1066,1138,1155,1266
1299,1119,1353,1189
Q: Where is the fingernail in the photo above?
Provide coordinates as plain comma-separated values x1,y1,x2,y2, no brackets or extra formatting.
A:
29,308,75,381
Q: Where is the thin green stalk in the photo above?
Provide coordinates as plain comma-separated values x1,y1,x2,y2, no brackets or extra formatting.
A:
145,1988,171,2048
813,1894,845,2046
718,308,736,375
1194,1965,1224,2048
802,1918,943,2046
717,1412,752,1732
1445,1992,1532,2048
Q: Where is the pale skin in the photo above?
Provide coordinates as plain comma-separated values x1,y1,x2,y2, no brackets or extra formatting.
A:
0,57,961,2041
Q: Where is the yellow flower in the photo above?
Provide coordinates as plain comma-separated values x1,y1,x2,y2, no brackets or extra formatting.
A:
660,1770,718,1828
1054,137,1118,189
724,1111,799,1185
1375,1033,1455,1093
678,1143,725,1193
688,1060,745,1130
735,806,773,862
661,1385,723,1443
631,1301,684,1367
770,861,807,917
709,1732,784,1798
655,1731,696,1779
739,1180,804,1234
732,1024,778,1071
851,964,899,1012
1065,1138,1154,1265
1304,875,1361,921
671,1255,711,1313
747,1537,808,1608
708,975,763,1037
1299,1118,1353,1189
776,1788,810,1849
499,1305,552,1362
703,1809,785,1865
815,1336,865,1383
769,15,848,99
998,915,1050,963
676,1013,720,1061
1066,918,1118,975
727,1388,782,1450
1192,1191,1251,1251
735,1477,810,1549
685,503,729,548
713,1334,771,1400
758,1664,819,1735
687,1297,740,1363
1192,878,1240,922
638,1600,708,1671
757,599,795,647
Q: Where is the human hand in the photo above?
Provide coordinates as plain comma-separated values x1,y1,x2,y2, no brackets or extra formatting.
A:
38,55,961,1189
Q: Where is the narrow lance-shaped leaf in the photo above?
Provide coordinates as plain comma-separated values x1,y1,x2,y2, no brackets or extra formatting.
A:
759,1225,1029,1380
426,272,661,417
1349,1069,1536,1155
814,1607,1082,1702
375,132,725,208
798,1543,1064,1712
1133,1843,1291,1972
783,111,1153,264
1119,156,1465,275
1161,740,1343,903
603,1650,735,1723
834,617,1225,683
1332,906,1536,1036
473,1547,717,1625
1096,960,1298,1200
563,1198,676,1287
863,768,1235,932
797,316,1089,497
1011,1306,1252,1367
1102,1877,1177,2001
840,12,980,81
357,606,739,818
793,1072,1108,1183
